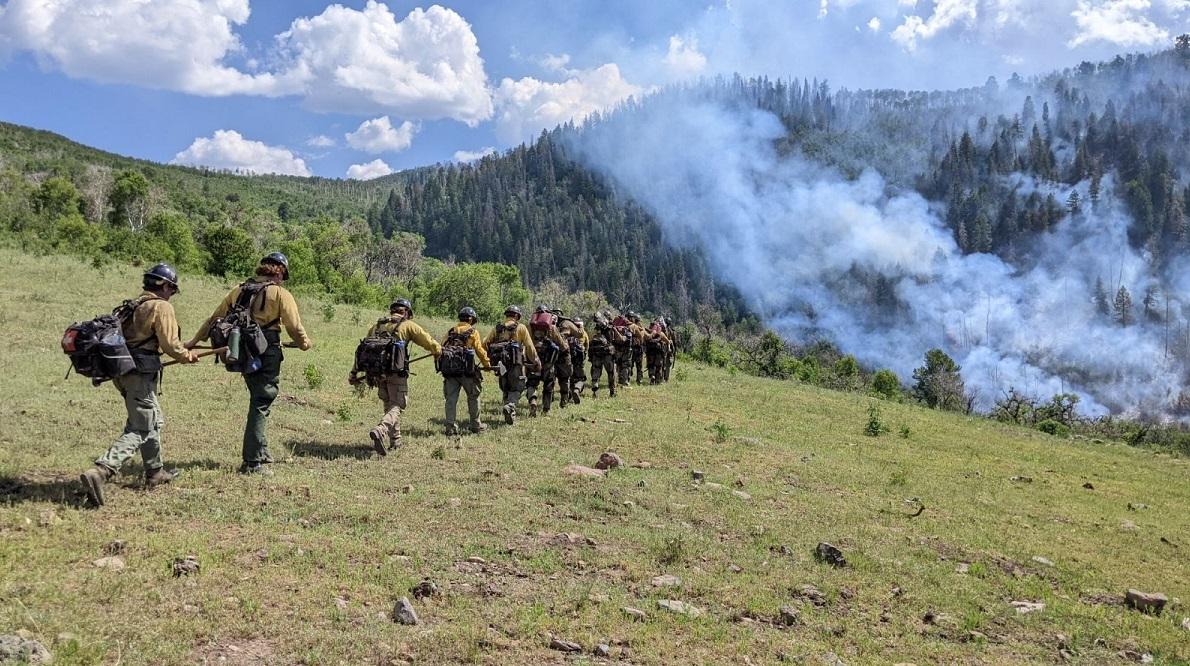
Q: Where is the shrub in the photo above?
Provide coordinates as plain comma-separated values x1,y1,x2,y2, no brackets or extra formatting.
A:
865,404,887,437
303,364,324,390
1036,419,1070,437
709,419,731,443
320,303,336,322
872,369,901,400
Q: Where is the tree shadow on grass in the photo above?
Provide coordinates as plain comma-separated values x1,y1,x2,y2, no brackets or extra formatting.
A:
287,440,374,460
0,473,88,508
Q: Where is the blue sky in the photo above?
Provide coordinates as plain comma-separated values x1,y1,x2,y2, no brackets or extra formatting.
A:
1,0,1186,178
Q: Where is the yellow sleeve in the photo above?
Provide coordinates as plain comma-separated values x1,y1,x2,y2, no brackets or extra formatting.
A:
190,287,236,343
152,301,190,361
517,324,539,363
550,327,568,348
278,288,312,350
470,329,491,368
402,321,442,356
581,330,590,349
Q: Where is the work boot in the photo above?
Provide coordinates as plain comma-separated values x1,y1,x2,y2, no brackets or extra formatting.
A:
144,467,179,489
80,464,114,507
502,404,516,425
238,463,274,476
369,428,387,457
445,423,460,437
528,401,538,418
469,422,488,434
571,390,581,405
388,435,402,451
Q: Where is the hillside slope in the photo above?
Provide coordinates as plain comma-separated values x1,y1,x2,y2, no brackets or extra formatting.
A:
1,249,1188,665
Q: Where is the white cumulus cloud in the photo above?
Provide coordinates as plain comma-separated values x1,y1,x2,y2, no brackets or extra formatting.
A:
0,0,493,123
868,16,882,31
1068,0,1171,47
306,134,336,148
663,35,708,77
890,0,979,51
0,0,275,95
494,64,643,144
345,116,418,153
269,2,492,123
172,130,310,176
346,159,394,180
454,147,496,162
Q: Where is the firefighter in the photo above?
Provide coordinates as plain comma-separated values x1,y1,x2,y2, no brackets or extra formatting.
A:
80,264,198,507
483,305,539,425
349,299,441,456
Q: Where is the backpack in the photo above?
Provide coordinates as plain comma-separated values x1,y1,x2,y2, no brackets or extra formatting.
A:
209,281,274,374
645,335,665,354
61,298,152,385
530,310,556,332
487,324,524,368
588,333,611,359
438,328,476,378
354,328,409,385
568,338,585,370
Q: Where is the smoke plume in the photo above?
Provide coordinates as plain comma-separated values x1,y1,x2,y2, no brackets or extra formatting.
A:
569,95,1184,417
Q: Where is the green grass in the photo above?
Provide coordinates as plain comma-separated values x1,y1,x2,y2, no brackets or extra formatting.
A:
1,248,1189,664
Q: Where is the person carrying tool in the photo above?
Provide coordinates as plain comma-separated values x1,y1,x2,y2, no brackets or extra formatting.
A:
349,298,441,456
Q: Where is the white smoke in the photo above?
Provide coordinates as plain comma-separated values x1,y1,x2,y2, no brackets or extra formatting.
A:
569,96,1184,416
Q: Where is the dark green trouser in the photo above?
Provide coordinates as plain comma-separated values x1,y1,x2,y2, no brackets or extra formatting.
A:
242,346,282,465
96,371,163,472
443,375,482,429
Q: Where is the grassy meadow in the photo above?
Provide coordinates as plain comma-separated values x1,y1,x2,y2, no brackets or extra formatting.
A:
1,248,1188,665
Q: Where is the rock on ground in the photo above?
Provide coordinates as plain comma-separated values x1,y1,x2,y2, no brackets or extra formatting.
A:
621,607,647,621
548,637,582,653
564,464,606,478
172,555,200,577
91,555,125,571
657,599,703,617
650,574,682,588
1125,589,1168,615
594,452,623,470
814,542,846,567
0,634,52,664
392,597,419,625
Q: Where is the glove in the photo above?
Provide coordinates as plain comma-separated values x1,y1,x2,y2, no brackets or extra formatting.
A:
347,372,362,386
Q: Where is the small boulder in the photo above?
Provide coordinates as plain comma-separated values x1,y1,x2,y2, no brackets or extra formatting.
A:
1121,520,1138,530
1010,475,1033,483
1082,482,1095,490
657,599,703,617
92,555,125,571
814,542,846,568
777,606,799,626
1032,556,1055,567
631,461,653,469
410,579,438,600
564,464,606,478
548,637,582,653
796,584,827,606
594,452,623,470
392,597,419,625
594,643,611,658
1128,503,1150,511
650,574,682,588
691,469,706,481
105,540,126,555
172,555,200,577
621,607,647,622
0,634,52,664
732,490,752,500
1010,600,1045,614
1124,589,1168,615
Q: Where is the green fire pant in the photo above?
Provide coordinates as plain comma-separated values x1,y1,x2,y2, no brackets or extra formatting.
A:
443,375,483,430
95,371,164,472
242,346,282,465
